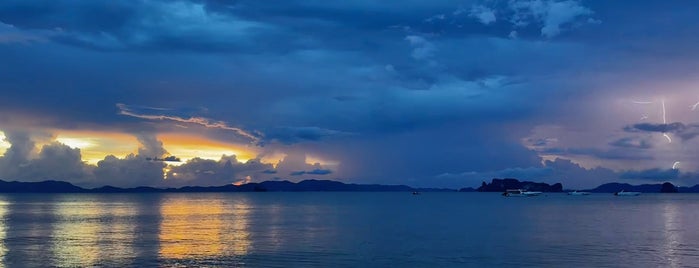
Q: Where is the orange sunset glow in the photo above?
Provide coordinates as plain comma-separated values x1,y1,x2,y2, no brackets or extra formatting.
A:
53,131,139,164
28,130,263,165
157,133,258,164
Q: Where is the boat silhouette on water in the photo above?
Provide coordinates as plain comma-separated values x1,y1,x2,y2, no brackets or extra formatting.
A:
502,189,543,197
614,190,641,196
568,190,591,196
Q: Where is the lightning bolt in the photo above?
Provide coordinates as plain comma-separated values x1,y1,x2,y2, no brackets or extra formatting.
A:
691,101,699,111
672,161,681,170
662,100,672,143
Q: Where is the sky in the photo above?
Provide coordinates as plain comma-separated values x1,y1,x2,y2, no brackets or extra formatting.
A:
1,0,699,189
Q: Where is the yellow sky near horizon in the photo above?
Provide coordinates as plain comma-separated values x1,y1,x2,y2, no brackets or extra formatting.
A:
0,129,337,170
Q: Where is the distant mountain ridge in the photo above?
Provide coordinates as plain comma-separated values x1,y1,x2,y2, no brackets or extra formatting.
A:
0,178,696,193
587,182,686,193
0,179,455,193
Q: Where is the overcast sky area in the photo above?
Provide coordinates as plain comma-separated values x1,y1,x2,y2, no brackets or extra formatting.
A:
1,0,699,189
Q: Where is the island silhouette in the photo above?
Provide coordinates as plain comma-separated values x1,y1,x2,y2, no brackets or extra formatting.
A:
0,178,689,193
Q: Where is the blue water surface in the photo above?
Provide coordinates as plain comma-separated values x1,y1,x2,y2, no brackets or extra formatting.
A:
1,192,698,267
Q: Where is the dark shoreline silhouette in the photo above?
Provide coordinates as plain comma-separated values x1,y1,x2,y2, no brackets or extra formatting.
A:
0,178,692,193
476,178,563,192
0,179,456,193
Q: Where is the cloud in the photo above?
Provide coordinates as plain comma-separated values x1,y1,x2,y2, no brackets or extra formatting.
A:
262,126,350,145
0,22,47,44
469,5,497,25
266,152,336,180
136,133,168,158
94,154,166,187
0,130,93,183
117,103,260,143
609,137,652,149
508,0,595,38
0,1,271,51
625,122,686,133
624,123,699,141
405,35,435,61
165,155,273,186
434,158,619,189
0,130,35,165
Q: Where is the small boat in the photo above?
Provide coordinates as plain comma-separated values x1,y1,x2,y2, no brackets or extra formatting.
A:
412,191,420,195
502,189,543,197
568,190,591,195
614,190,641,196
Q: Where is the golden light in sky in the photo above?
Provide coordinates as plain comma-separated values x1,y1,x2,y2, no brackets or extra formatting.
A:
55,137,96,149
306,155,340,168
158,133,258,164
52,131,139,164
0,131,10,155
2,128,316,171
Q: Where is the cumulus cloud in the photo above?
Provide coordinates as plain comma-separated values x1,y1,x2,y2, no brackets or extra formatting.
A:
26,142,91,182
0,130,35,166
165,155,273,187
136,133,168,158
94,154,166,187
0,130,92,183
267,152,336,180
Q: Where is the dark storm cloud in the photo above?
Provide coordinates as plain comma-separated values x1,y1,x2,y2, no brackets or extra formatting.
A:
262,127,350,145
0,0,272,52
624,123,699,141
625,122,686,133
609,137,652,149
3,0,699,188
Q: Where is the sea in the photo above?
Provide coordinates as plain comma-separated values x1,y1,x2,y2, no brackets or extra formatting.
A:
0,192,698,267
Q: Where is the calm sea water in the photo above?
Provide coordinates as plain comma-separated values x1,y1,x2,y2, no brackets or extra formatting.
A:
0,192,698,267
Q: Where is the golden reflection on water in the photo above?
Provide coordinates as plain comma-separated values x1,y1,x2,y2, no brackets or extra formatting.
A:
52,201,101,267
102,205,137,261
51,199,137,267
0,198,8,268
159,195,252,260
